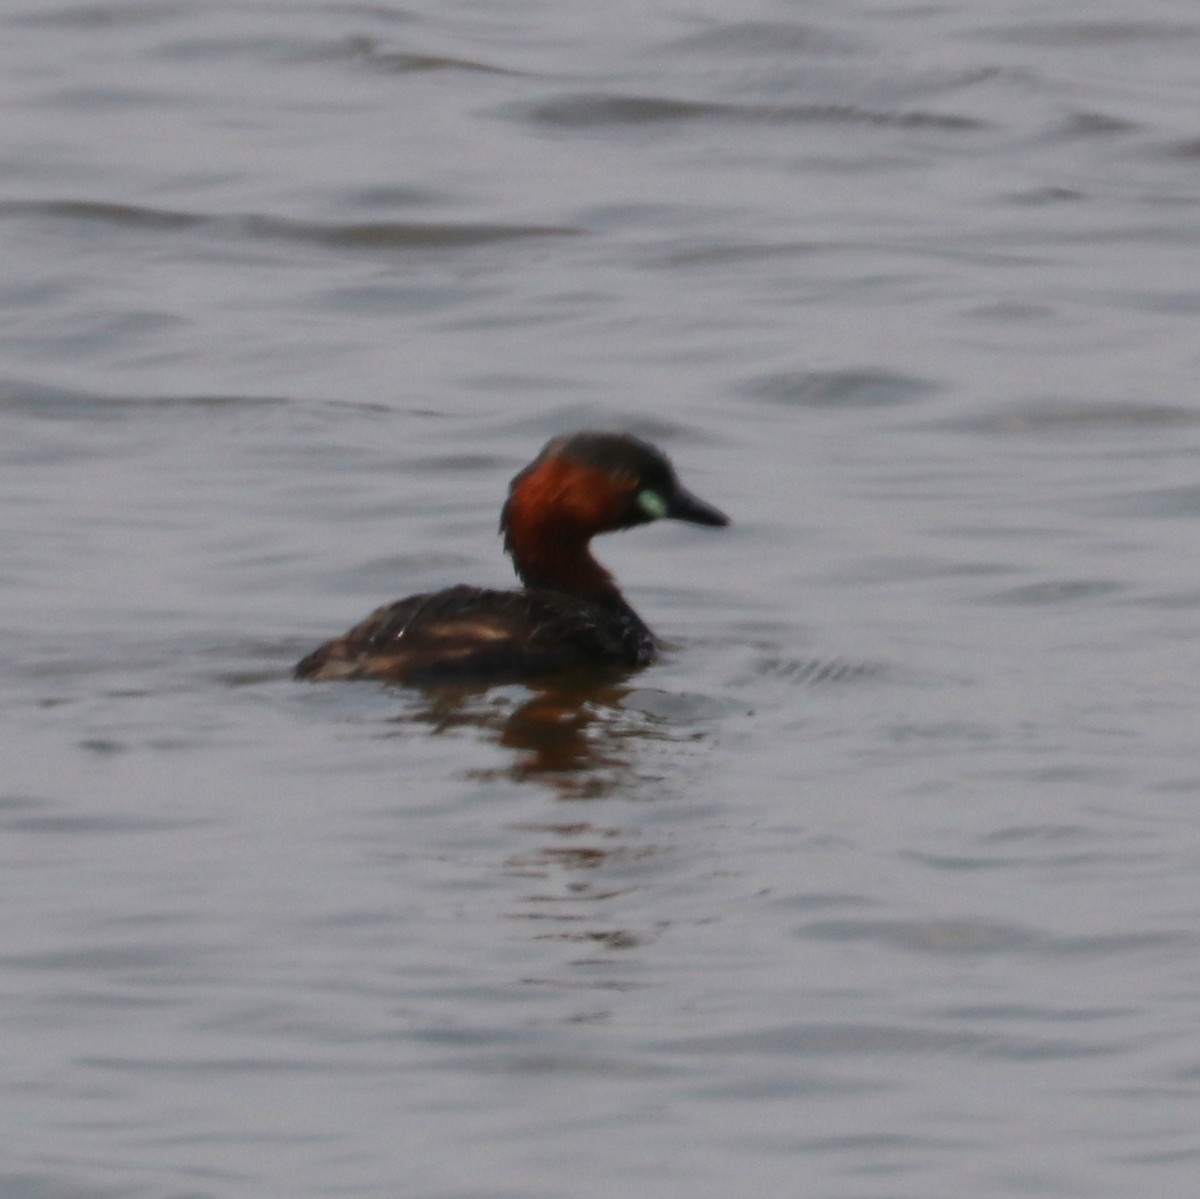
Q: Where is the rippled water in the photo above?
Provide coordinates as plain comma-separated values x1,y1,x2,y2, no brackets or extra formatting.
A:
4,1,1200,1196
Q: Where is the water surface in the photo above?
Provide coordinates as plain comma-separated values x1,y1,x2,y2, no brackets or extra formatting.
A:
3,1,1200,1196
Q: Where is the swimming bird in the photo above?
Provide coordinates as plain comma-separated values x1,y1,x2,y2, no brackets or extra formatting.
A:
295,431,728,685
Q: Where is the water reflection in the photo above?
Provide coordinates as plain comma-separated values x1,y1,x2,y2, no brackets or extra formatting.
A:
394,675,684,987
506,814,657,980
395,673,664,798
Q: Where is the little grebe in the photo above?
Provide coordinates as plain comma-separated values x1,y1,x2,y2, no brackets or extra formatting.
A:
295,431,729,685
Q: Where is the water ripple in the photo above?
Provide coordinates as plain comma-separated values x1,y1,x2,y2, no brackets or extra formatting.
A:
0,200,580,250
742,368,940,409
665,20,862,57
657,1021,1116,1061
511,93,988,131
324,34,528,76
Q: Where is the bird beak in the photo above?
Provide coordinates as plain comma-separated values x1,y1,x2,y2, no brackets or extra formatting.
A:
665,485,729,527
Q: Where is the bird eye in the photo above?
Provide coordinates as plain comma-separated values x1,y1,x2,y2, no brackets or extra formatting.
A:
636,489,669,519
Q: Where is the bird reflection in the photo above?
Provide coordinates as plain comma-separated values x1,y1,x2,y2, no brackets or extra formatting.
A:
392,673,682,998
397,672,651,798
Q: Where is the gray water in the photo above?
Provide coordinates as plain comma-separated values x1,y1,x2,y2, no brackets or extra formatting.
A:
4,1,1200,1196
